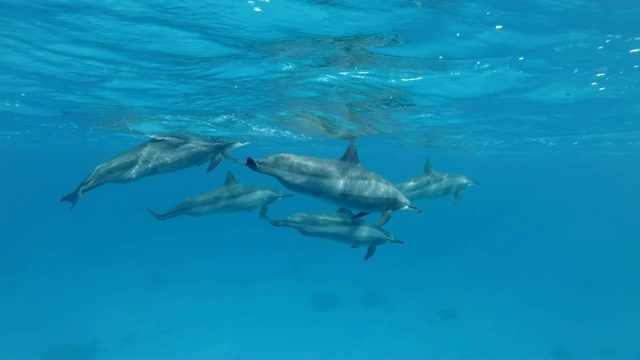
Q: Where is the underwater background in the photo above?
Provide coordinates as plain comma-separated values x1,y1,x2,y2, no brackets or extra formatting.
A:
1,0,639,359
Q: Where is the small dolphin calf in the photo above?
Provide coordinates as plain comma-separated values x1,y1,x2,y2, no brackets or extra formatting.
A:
396,158,477,203
243,139,420,226
147,171,292,221
61,134,248,209
260,207,404,260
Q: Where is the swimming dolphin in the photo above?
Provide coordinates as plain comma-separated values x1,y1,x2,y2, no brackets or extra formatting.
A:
60,134,248,209
396,158,477,203
147,170,293,221
260,206,404,260
243,139,420,226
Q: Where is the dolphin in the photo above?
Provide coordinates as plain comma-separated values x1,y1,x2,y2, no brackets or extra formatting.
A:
242,139,420,226
396,158,477,203
60,134,248,209
147,170,293,221
260,206,404,260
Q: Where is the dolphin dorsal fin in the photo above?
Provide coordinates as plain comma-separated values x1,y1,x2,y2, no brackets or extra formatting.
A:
423,158,433,174
339,139,360,164
223,171,239,186
337,207,354,216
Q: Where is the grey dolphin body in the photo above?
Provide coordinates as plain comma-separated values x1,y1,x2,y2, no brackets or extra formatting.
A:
260,207,403,260
61,135,248,209
396,158,477,203
147,171,293,221
243,140,420,226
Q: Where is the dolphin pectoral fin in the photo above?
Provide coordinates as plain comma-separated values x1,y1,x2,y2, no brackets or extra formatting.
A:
246,157,258,170
377,210,392,226
147,209,167,221
60,188,81,209
454,191,461,204
207,154,223,172
364,245,377,260
351,211,370,220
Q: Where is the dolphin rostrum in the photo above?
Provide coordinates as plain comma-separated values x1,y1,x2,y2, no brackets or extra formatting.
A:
260,206,404,260
147,170,293,221
243,139,420,226
396,158,477,203
61,134,248,209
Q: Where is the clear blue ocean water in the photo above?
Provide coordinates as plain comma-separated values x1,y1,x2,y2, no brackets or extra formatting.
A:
1,0,639,359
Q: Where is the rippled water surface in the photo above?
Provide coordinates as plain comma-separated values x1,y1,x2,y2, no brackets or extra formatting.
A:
1,1,639,359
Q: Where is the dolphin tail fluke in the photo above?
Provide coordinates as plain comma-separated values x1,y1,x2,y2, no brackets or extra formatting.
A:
147,209,168,221
364,245,377,260
246,157,258,170
60,188,81,209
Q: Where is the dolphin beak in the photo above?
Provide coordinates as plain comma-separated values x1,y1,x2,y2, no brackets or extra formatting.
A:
229,141,250,150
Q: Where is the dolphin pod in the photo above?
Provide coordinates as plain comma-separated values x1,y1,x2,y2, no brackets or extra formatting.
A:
61,135,476,260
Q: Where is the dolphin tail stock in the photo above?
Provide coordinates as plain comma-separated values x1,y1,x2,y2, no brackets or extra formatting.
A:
258,202,270,220
221,151,245,165
60,187,81,209
258,203,281,226
259,201,280,226
147,209,168,221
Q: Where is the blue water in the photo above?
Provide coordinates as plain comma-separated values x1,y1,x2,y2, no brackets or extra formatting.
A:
1,0,639,359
